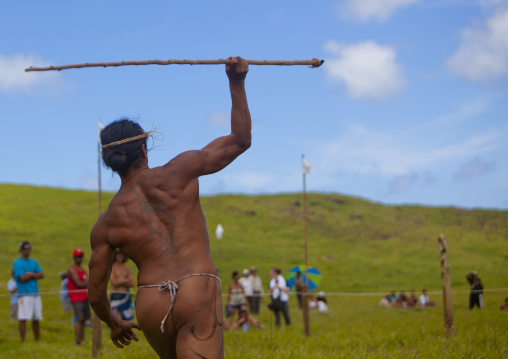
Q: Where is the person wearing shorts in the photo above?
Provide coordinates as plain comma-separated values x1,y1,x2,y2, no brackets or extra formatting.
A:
12,240,44,342
67,248,91,345
109,250,135,321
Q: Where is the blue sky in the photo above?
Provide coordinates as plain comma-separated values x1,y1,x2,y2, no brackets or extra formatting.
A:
1,0,507,209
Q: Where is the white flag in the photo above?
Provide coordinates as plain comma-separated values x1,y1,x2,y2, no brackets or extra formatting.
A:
302,156,311,174
98,119,104,142
215,224,224,240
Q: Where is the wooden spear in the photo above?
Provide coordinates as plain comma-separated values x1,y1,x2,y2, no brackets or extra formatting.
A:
25,58,324,72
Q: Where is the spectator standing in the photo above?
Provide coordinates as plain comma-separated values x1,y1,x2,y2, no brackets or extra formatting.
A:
466,272,484,309
269,268,291,327
59,272,72,313
249,266,263,315
12,240,44,342
67,248,91,345
294,271,304,310
238,269,254,313
8,271,18,322
500,297,508,311
60,271,76,326
109,250,135,321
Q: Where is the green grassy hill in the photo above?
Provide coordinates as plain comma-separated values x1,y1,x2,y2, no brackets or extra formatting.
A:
1,184,507,358
1,184,507,294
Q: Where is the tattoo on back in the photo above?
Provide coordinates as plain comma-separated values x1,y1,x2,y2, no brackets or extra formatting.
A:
133,183,182,255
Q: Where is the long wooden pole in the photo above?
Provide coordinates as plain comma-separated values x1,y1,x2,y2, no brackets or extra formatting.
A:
302,155,310,337
92,119,103,357
97,120,102,219
25,58,324,72
438,234,456,339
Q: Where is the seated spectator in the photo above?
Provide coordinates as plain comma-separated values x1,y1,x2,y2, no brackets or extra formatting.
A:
229,305,265,332
308,293,318,309
389,291,397,302
391,291,408,309
316,291,328,312
407,290,418,308
418,289,436,308
379,294,391,308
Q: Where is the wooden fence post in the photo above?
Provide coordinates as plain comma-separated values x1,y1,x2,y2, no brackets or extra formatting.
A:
92,314,102,357
302,285,310,337
438,234,456,339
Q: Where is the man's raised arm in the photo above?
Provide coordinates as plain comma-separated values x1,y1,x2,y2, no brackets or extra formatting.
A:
172,56,251,178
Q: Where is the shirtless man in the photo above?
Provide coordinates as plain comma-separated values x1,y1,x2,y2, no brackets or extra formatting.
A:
88,56,251,359
109,251,135,321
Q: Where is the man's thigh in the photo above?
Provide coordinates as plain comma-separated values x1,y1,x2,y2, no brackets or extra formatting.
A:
175,315,224,359
136,275,223,359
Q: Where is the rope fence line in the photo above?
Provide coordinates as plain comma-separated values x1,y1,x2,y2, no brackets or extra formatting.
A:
1,288,507,299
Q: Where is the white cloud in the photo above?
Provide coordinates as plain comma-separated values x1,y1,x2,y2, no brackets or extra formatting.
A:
227,172,273,191
324,40,404,100
207,110,229,128
478,0,508,8
315,123,502,178
0,53,66,93
336,0,421,22
432,100,488,126
447,7,508,82
388,173,418,194
453,157,494,180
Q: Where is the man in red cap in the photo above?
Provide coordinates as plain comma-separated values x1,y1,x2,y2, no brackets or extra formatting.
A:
67,248,91,345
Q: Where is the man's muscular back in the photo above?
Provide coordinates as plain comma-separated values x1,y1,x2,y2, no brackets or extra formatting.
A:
95,153,216,287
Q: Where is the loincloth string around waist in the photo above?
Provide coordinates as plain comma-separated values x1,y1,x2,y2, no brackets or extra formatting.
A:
137,273,221,333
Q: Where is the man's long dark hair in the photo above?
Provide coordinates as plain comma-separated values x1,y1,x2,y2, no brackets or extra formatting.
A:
100,118,147,177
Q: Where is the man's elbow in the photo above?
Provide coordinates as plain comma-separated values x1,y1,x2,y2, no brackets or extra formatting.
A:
242,142,251,153
240,137,251,152
88,291,102,309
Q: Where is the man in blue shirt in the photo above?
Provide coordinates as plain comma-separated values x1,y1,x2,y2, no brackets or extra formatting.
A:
12,241,44,342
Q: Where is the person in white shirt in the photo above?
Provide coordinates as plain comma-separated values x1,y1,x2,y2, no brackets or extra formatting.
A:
238,269,254,313
268,268,291,327
418,289,436,307
316,291,328,312
249,267,263,314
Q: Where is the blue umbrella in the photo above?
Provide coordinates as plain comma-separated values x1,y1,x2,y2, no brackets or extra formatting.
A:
285,265,322,291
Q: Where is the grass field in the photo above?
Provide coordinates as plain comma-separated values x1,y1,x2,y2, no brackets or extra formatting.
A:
0,184,507,358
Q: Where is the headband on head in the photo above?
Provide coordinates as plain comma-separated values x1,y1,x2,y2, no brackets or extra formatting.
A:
101,131,154,149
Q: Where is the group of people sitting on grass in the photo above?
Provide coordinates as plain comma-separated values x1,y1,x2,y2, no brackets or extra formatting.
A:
379,289,436,309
